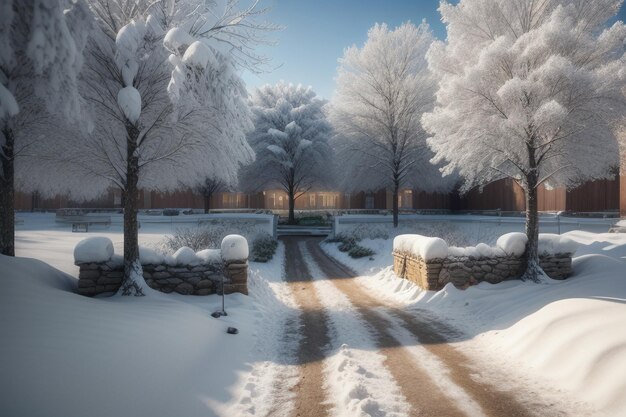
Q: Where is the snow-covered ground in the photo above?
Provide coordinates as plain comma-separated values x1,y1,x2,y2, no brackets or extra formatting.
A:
5,213,626,416
322,227,626,417
2,213,286,417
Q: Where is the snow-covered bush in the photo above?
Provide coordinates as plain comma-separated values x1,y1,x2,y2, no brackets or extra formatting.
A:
163,227,224,252
327,233,375,259
162,220,268,253
348,245,375,259
250,233,278,263
337,221,488,247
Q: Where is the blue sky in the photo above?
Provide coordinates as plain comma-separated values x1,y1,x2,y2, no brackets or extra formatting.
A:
242,0,626,100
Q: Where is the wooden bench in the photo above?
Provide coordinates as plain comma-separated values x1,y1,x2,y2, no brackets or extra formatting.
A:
61,216,111,232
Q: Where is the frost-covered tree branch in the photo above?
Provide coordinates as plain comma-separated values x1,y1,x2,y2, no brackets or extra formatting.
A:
330,22,450,227
0,0,92,256
35,0,271,295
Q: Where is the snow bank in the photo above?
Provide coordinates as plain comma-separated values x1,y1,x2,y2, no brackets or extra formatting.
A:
73,237,114,263
393,234,448,260
0,251,259,417
221,235,249,261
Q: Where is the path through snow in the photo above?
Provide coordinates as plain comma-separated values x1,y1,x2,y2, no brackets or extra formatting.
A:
236,236,584,417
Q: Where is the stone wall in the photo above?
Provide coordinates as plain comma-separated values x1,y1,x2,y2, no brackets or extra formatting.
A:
393,251,572,291
77,259,248,297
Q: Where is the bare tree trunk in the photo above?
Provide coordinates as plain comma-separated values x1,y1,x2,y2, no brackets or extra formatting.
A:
392,179,400,228
119,124,145,296
0,124,15,256
288,186,296,225
522,146,542,282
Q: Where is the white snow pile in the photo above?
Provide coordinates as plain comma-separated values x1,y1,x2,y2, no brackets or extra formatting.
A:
73,237,114,263
496,232,527,256
164,27,193,55
0,83,19,119
538,233,578,255
138,246,165,265
117,86,141,123
221,234,249,261
183,41,215,69
74,239,228,266
196,249,222,263
393,234,448,260
172,246,201,265
394,232,578,260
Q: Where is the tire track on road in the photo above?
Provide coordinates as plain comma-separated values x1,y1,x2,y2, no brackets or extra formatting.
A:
282,237,332,417
306,238,539,417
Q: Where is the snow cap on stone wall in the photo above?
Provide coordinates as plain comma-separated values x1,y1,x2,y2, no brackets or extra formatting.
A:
393,234,448,260
221,234,249,261
538,234,579,255
496,233,528,256
74,237,114,263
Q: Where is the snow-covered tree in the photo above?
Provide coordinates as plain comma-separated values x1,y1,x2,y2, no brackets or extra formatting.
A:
423,0,626,280
240,82,334,224
330,22,444,228
193,177,228,213
0,0,92,256
43,0,273,295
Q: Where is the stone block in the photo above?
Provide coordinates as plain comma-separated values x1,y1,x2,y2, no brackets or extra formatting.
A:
97,277,122,285
78,287,96,296
78,279,96,288
196,279,213,289
79,269,101,280
174,283,194,295
185,277,201,285
169,267,190,274
194,288,213,296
